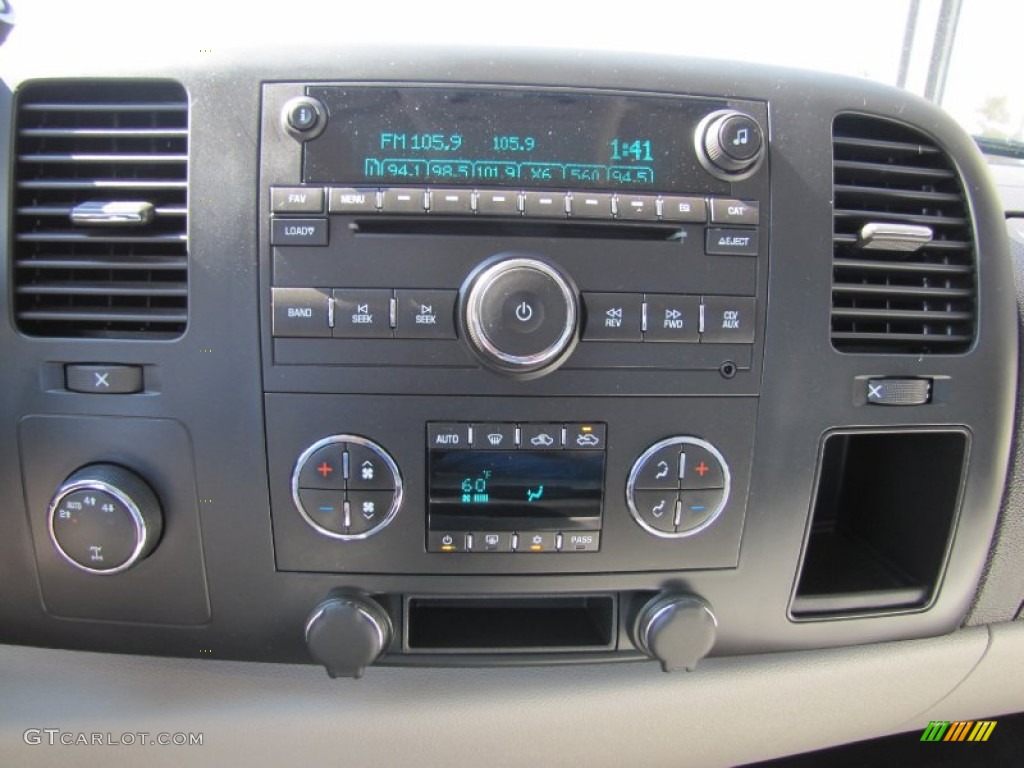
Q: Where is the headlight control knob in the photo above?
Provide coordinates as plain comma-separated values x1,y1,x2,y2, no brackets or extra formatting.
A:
696,109,764,178
459,255,580,379
47,464,163,575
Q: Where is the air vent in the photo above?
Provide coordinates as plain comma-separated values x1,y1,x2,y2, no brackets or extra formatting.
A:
12,81,188,338
831,114,975,353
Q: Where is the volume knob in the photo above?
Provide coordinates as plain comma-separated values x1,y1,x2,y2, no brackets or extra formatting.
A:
697,110,764,178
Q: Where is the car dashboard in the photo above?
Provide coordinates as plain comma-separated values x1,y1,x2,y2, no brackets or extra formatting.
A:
1,42,1024,767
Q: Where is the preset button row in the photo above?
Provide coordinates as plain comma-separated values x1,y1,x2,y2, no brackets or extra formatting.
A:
428,530,600,553
270,185,758,226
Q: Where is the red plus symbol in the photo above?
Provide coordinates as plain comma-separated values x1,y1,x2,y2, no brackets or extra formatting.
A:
317,462,333,478
695,461,709,477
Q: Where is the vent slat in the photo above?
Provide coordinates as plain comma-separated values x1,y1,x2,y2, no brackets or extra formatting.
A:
13,80,189,339
832,258,973,276
833,159,956,181
17,206,187,217
834,208,966,228
21,102,187,113
19,127,188,138
831,331,972,345
17,232,187,244
18,153,188,164
832,234,969,251
18,179,188,190
832,283,973,300
832,135,941,155
17,308,188,324
834,184,962,204
18,282,188,297
832,307,973,323
16,257,186,271
831,114,976,355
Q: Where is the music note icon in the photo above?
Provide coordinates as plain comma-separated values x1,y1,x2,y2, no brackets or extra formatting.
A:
732,127,749,146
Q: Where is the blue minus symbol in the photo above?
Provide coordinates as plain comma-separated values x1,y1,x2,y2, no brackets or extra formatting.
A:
690,505,707,512
318,506,335,513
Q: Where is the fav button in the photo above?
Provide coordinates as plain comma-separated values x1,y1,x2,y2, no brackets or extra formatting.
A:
271,187,325,214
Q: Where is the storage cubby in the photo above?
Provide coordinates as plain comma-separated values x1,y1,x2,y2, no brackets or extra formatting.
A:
792,430,968,617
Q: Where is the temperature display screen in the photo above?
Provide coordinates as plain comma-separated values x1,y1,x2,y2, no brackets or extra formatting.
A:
428,450,604,529
304,86,721,191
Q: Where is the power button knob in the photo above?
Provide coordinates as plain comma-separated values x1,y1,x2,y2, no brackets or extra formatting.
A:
460,255,580,379
697,110,764,178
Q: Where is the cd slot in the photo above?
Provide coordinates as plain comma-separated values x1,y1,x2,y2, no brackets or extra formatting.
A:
350,217,688,241
404,595,617,653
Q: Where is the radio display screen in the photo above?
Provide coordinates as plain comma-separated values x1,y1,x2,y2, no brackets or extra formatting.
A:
304,86,722,191
428,450,604,529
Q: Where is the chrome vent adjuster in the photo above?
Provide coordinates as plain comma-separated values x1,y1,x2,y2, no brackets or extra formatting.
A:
12,81,189,338
831,114,976,354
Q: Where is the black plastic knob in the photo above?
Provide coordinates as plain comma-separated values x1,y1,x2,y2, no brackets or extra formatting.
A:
47,464,163,575
634,594,717,672
460,255,579,379
696,110,764,178
305,596,392,679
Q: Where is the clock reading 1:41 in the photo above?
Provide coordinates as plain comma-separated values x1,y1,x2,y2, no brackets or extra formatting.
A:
609,139,653,162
